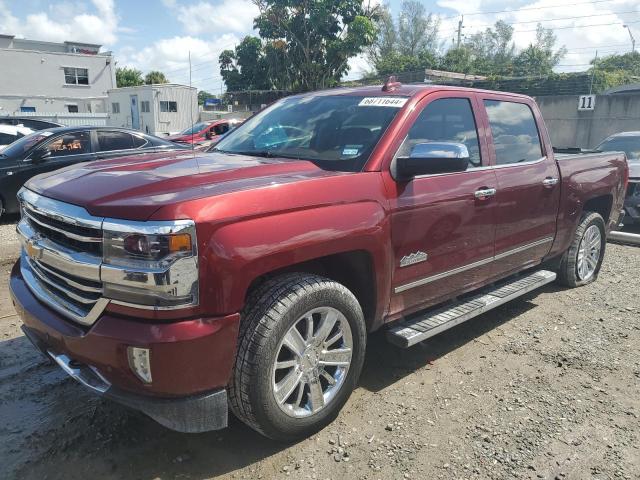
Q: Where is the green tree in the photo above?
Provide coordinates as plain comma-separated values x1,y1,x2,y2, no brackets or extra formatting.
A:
397,1,439,57
513,24,566,76
198,90,215,105
219,36,271,91
144,70,169,84
592,51,640,76
116,67,144,87
439,46,473,74
368,1,439,76
253,0,379,91
588,51,640,92
464,20,516,75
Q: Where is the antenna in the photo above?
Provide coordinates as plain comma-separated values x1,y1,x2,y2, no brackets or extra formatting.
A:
189,50,195,152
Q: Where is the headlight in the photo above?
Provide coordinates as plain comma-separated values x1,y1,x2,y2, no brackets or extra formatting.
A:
101,219,199,309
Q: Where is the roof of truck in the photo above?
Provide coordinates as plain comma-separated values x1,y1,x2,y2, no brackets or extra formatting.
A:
300,82,533,100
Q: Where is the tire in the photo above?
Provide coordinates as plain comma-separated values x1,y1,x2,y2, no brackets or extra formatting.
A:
557,211,606,287
229,273,366,441
0,198,3,221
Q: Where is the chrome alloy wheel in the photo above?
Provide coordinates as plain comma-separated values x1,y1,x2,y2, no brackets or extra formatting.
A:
272,307,353,418
577,224,602,281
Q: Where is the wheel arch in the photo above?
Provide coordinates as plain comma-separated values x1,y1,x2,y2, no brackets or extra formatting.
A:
245,250,379,332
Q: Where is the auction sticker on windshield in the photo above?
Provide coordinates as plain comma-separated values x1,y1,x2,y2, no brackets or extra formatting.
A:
358,97,408,108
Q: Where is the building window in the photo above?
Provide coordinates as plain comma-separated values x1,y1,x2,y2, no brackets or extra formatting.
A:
141,101,150,113
20,106,36,113
64,67,89,85
67,105,79,113
112,102,120,114
159,101,178,112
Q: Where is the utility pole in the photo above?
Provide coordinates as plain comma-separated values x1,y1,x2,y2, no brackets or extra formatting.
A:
457,15,464,48
623,25,636,53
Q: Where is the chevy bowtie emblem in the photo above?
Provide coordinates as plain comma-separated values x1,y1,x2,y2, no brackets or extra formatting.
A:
400,251,428,267
25,236,42,260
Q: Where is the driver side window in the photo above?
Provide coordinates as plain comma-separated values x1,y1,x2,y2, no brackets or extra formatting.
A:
40,131,91,157
396,98,482,168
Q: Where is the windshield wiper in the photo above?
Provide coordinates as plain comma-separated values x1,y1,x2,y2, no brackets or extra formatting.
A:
212,149,278,158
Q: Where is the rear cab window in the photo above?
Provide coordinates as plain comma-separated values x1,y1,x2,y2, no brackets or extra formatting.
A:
484,100,543,165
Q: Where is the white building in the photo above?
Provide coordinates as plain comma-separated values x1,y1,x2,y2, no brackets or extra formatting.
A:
107,84,198,136
0,34,115,115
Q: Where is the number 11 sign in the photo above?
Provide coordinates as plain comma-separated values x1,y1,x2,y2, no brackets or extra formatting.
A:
578,95,596,111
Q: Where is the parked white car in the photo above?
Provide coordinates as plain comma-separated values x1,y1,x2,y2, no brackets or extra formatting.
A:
0,124,34,151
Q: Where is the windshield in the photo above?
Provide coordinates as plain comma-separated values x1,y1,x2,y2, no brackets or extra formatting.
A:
180,122,209,135
1,130,54,157
597,136,640,161
214,94,406,172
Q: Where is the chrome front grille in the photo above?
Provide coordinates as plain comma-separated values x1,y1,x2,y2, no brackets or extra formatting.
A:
17,189,108,326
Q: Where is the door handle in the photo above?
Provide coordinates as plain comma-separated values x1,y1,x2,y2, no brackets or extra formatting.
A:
542,177,559,187
474,188,497,200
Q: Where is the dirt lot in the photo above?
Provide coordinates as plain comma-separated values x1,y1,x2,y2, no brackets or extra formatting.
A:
0,216,638,480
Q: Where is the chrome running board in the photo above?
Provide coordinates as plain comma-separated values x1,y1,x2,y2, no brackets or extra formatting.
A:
387,270,557,348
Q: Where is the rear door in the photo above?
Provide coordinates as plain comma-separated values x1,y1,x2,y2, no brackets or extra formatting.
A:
479,96,561,276
385,92,498,318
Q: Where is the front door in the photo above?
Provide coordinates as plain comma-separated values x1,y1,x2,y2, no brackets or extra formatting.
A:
385,94,498,319
15,131,95,197
130,95,140,130
479,96,561,277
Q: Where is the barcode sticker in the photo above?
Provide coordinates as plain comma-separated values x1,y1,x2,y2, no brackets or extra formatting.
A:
358,97,408,108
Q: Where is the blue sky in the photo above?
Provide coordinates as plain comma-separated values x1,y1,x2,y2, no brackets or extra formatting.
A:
1,0,639,92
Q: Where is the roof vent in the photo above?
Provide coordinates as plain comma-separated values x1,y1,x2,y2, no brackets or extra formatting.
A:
382,76,402,92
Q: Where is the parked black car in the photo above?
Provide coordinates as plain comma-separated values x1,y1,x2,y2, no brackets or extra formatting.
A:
0,126,188,218
0,117,64,130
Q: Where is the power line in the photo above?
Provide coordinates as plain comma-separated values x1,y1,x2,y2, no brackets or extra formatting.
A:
450,9,640,31
516,18,640,33
439,0,620,20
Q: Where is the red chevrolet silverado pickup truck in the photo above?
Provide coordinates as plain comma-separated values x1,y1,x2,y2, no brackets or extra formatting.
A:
10,83,628,440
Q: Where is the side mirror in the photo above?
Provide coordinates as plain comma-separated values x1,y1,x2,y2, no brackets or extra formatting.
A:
394,142,470,181
30,149,51,163
205,130,214,140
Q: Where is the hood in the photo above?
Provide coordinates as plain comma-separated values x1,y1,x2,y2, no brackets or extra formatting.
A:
26,151,338,220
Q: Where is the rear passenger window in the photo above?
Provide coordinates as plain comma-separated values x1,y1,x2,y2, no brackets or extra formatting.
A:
97,131,135,151
397,98,482,168
484,100,543,165
132,135,147,148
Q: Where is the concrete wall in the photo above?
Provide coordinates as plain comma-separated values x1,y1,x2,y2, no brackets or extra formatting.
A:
0,47,115,114
536,95,640,148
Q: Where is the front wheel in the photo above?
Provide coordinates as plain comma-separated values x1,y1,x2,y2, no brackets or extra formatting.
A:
229,273,366,441
557,211,606,287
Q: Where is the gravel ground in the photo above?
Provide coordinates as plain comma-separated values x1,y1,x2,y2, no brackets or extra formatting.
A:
0,219,638,480
0,214,20,263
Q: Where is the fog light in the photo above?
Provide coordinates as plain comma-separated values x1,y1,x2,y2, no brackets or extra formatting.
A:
128,347,152,384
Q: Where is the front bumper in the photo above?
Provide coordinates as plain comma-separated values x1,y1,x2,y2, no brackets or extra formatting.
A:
10,260,240,433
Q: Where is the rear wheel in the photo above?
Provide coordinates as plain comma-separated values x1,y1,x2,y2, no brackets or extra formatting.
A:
557,211,606,287
229,273,366,441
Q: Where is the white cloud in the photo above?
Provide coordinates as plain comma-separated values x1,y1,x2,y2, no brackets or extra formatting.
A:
175,0,259,35
436,0,640,72
116,34,240,92
0,0,120,47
